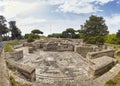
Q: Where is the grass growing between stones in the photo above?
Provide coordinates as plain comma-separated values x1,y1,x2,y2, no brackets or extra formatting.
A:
5,40,21,52
5,43,14,52
105,72,120,86
9,76,32,86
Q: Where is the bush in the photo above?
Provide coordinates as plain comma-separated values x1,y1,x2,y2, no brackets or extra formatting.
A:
85,36,105,45
2,36,9,41
24,34,40,39
105,34,119,44
27,37,34,43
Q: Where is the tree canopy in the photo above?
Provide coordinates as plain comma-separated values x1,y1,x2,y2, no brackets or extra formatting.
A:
116,30,120,39
0,15,9,41
9,21,21,39
83,15,109,37
31,29,43,34
82,15,109,44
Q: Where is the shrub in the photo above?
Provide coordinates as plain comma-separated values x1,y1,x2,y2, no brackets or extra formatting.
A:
85,36,105,45
2,36,9,41
27,37,34,43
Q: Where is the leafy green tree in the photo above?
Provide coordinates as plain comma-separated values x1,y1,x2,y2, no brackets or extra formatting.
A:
48,33,61,38
0,15,9,41
61,28,76,38
77,29,84,38
116,30,120,39
105,34,119,44
31,29,43,35
9,21,21,39
24,33,39,39
83,15,109,44
83,15,109,37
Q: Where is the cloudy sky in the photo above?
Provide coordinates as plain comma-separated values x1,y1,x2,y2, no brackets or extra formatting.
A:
0,0,120,35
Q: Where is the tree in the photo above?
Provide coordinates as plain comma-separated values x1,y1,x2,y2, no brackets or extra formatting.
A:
0,15,9,41
83,15,109,44
61,28,76,38
77,29,84,38
116,30,120,39
31,29,43,35
105,34,119,44
9,21,21,39
48,33,61,38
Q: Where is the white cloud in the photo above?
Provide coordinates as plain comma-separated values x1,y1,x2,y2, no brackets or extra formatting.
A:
105,14,120,33
0,0,39,19
0,0,116,36
16,17,46,26
47,0,113,14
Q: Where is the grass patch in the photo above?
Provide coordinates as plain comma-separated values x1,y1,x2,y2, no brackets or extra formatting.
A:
5,43,13,52
9,76,32,86
105,72,120,86
10,76,16,86
5,41,22,52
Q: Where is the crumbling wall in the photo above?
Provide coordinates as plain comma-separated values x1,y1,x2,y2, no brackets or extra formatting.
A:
87,56,117,77
0,49,10,86
57,43,74,51
75,46,94,58
43,43,58,51
8,50,23,61
13,44,23,49
7,59,36,82
87,49,115,59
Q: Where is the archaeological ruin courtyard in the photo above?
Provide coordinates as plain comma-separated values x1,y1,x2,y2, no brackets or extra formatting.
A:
4,38,120,86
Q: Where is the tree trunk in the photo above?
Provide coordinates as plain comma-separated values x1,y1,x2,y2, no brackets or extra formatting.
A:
0,33,2,42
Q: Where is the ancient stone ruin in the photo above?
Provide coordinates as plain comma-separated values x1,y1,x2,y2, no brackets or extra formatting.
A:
4,38,119,86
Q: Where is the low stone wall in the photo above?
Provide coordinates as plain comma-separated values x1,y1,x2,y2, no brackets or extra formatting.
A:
43,43,58,51
74,46,95,58
87,49,115,59
43,43,74,51
0,49,10,86
8,50,23,61
13,44,23,49
57,43,74,51
88,56,117,77
115,50,120,56
7,59,36,82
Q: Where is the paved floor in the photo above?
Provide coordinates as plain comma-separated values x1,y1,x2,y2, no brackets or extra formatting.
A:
15,47,120,86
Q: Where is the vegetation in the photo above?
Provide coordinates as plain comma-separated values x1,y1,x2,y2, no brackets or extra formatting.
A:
31,29,43,35
48,28,80,39
82,15,109,44
0,15,9,41
5,41,21,52
24,29,44,42
27,36,34,42
9,21,22,40
24,33,40,39
105,34,119,44
105,72,120,86
9,76,31,86
5,43,13,52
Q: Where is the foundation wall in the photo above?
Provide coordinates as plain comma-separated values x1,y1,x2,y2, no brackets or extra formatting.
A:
9,50,23,61
75,46,94,58
87,49,115,59
7,59,36,82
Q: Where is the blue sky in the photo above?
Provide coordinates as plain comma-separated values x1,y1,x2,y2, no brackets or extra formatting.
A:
0,0,120,35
